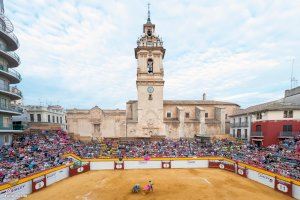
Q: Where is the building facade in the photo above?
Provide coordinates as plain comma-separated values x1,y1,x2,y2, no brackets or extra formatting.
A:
25,105,67,131
0,0,23,146
67,11,239,140
230,87,300,146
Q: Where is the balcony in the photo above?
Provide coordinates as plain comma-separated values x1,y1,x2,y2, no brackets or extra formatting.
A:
0,103,22,115
278,131,299,138
13,124,27,130
251,131,264,137
0,49,20,67
0,14,19,51
0,65,21,83
231,122,249,128
0,83,22,100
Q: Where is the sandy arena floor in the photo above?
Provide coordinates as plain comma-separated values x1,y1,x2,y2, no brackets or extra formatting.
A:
26,169,292,200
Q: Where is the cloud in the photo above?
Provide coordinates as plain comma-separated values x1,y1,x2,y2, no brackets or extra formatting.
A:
4,0,300,109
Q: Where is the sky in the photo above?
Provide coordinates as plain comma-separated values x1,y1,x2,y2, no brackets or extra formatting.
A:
4,0,300,109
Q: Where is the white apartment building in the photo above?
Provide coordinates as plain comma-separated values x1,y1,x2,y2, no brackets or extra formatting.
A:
24,105,67,131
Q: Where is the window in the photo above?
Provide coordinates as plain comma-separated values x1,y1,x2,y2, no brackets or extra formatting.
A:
37,114,41,122
244,129,248,139
245,117,248,123
147,59,153,73
148,94,153,100
256,125,262,132
237,129,241,138
284,110,293,118
239,118,241,125
60,117,62,124
48,115,51,123
232,129,235,137
185,113,190,118
205,113,208,118
283,125,292,132
4,135,9,143
225,114,228,119
52,116,55,123
30,114,34,122
256,112,262,120
3,117,10,128
56,116,59,123
167,112,172,118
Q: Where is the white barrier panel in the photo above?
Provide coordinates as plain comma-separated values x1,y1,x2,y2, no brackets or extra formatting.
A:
90,161,114,170
293,184,300,200
0,181,32,200
247,170,275,188
171,160,208,168
124,161,161,169
46,167,69,186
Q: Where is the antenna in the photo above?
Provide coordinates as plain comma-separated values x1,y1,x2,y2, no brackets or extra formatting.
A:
290,59,298,89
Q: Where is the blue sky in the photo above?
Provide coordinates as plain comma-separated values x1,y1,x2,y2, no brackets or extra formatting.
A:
5,0,300,109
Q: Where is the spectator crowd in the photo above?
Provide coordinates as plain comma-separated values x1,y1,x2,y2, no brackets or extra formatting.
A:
0,131,299,184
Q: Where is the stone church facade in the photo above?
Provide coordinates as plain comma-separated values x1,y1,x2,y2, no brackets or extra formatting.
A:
66,14,239,140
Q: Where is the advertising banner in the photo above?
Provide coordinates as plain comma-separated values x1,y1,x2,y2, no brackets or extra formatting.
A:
0,181,32,200
46,167,69,186
208,160,222,168
171,160,208,168
275,178,292,197
236,165,247,177
223,161,235,172
69,164,90,177
32,176,46,192
114,161,124,170
247,170,275,188
90,161,114,170
161,161,171,169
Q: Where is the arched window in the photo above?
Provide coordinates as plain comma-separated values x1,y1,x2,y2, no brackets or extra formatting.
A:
147,59,153,73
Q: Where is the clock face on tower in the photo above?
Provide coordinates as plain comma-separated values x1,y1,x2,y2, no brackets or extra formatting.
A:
147,86,154,93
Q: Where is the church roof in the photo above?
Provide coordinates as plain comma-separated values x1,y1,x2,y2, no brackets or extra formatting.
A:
127,100,239,106
163,100,239,106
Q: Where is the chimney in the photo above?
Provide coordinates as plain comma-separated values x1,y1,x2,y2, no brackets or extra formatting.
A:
203,93,206,100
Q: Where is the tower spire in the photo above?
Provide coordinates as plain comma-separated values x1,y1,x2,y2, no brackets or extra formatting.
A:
147,3,151,23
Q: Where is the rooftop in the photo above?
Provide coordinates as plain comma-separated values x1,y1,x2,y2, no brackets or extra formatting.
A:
231,89,300,116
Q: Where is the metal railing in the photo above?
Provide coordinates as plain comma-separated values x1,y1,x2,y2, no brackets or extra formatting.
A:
0,14,20,48
0,83,22,97
4,50,20,64
13,124,27,130
0,65,21,81
231,122,249,127
0,103,22,113
251,131,264,137
279,132,299,137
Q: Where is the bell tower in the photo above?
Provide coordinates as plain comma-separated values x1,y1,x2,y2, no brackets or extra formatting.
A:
134,4,165,137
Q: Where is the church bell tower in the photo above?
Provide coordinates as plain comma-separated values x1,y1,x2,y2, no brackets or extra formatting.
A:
134,4,165,137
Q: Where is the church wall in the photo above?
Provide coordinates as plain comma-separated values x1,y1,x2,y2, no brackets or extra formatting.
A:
67,109,126,140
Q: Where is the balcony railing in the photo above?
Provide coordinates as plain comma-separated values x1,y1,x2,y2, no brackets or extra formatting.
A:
231,122,249,127
0,14,19,48
251,131,263,137
5,51,21,64
278,132,299,138
0,65,22,81
13,124,27,130
0,83,22,97
0,103,22,113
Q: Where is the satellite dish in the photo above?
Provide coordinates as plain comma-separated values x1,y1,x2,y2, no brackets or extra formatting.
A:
0,13,14,33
